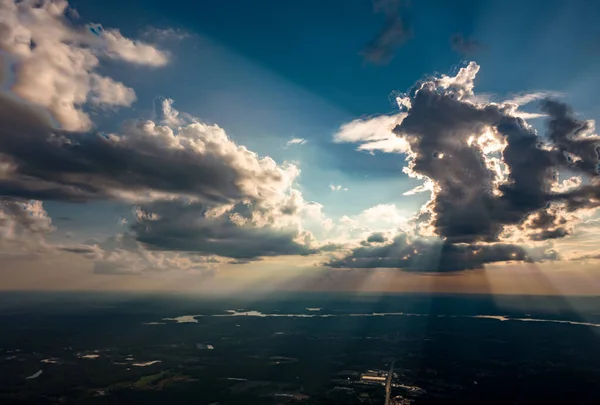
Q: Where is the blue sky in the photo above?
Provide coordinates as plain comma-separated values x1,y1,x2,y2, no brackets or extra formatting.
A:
1,0,600,293
50,0,600,236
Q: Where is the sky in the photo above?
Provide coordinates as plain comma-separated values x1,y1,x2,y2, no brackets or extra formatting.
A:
1,0,600,295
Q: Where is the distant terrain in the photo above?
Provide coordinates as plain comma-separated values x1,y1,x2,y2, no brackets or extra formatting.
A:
1,292,600,404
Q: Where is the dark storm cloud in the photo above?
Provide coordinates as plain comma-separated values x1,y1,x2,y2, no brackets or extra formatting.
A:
361,0,411,64
540,99,600,176
326,233,558,272
0,93,282,204
393,84,510,242
390,73,600,244
450,33,484,56
327,64,599,272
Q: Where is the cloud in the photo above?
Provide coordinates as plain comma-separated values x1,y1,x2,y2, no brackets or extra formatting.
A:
0,199,54,258
141,27,191,42
320,203,410,246
130,199,323,260
450,33,484,56
329,184,348,191
284,138,307,148
61,233,219,275
361,0,411,64
333,113,409,153
326,233,559,272
504,91,565,106
328,62,599,271
101,29,169,66
366,232,388,243
0,94,300,205
0,0,168,130
0,91,331,261
383,62,600,245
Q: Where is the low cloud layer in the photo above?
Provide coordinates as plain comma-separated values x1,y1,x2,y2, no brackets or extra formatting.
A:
327,233,559,272
131,199,321,259
60,233,219,275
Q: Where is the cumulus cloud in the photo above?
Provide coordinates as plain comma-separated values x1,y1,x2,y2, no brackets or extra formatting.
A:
450,33,484,56
319,204,410,247
0,199,54,258
0,90,329,261
328,62,599,271
361,0,411,64
0,94,300,205
394,62,599,243
131,199,322,260
329,184,348,191
0,0,168,130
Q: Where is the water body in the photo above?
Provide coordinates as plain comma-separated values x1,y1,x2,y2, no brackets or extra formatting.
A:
25,370,43,379
162,315,201,323
132,360,161,367
156,310,600,328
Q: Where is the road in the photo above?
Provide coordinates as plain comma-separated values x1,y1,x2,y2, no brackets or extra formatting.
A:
384,360,395,405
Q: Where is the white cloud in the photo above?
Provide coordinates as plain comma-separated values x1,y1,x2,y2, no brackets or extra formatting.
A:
0,94,336,264
285,137,307,148
504,91,564,106
89,74,136,107
434,61,480,100
329,184,348,191
63,233,219,275
0,199,54,258
101,29,169,66
141,27,191,42
0,0,169,130
320,203,411,246
333,113,409,154
402,183,431,196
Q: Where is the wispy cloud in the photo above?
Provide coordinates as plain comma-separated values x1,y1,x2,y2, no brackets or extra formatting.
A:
333,113,408,153
361,0,411,64
450,33,484,56
284,138,307,148
142,27,191,41
504,91,565,106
